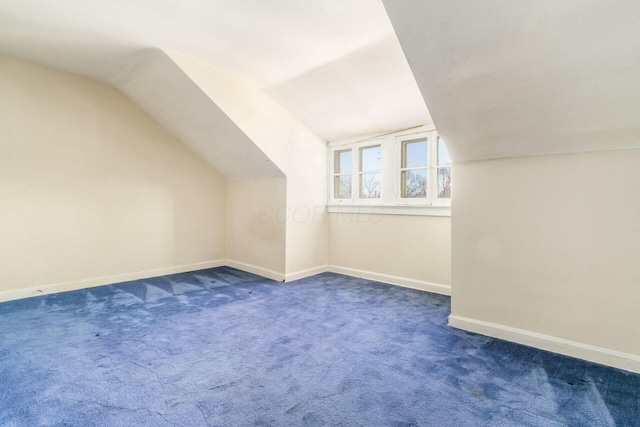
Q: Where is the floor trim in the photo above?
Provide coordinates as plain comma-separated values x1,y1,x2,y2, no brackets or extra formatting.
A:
285,265,329,282
0,261,450,305
448,314,640,374
6,260,638,375
327,265,451,296
0,260,226,303
224,259,285,282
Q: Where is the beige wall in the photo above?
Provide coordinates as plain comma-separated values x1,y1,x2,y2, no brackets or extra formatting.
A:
452,149,640,357
226,178,287,277
167,50,329,276
1,53,450,301
329,214,451,288
0,55,226,296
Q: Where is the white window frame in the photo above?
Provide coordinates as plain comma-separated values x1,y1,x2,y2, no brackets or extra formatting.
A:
332,148,354,200
328,125,451,216
328,139,384,206
355,141,383,204
394,130,432,206
435,136,452,202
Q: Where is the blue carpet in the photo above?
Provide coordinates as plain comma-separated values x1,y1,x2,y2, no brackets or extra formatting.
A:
0,267,638,426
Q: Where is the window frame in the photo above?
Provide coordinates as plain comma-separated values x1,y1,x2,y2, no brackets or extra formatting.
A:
357,143,383,203
328,125,451,216
332,148,353,200
395,130,432,206
327,139,384,206
435,136,452,201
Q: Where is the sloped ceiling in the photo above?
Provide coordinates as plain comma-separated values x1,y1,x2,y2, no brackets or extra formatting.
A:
383,0,640,162
0,0,431,149
118,48,283,180
265,36,429,142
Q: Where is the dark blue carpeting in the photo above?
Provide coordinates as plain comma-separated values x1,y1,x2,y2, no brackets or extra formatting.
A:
0,267,638,426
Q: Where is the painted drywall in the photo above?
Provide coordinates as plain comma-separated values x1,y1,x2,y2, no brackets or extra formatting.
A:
0,0,430,143
265,35,430,142
167,51,329,276
116,48,283,180
383,0,640,162
226,178,287,278
329,214,451,290
0,55,226,295
452,149,640,357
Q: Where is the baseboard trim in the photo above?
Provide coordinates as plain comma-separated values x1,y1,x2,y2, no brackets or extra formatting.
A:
327,265,451,296
0,260,226,303
0,261,450,304
224,259,285,282
448,314,640,374
285,265,328,282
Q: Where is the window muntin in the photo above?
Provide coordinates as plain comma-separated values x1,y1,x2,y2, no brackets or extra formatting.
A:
333,149,352,199
328,126,451,210
437,137,451,199
400,139,428,198
359,145,381,199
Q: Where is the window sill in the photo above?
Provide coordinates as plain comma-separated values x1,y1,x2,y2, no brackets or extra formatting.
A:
326,204,451,217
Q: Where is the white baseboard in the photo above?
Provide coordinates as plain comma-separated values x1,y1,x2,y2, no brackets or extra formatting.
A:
0,260,226,304
224,259,285,282
328,265,451,296
285,265,328,282
0,260,450,307
448,314,640,374
223,259,327,282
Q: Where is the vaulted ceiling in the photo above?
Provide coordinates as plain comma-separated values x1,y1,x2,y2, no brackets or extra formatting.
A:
383,0,640,162
0,0,431,145
4,0,638,168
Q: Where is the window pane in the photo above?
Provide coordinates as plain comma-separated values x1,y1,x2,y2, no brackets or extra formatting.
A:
360,172,381,198
438,137,451,166
360,145,381,172
334,175,352,199
334,149,352,174
438,167,452,198
402,169,427,198
403,139,428,168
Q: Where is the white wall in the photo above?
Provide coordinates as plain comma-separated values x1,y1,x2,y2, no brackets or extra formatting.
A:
0,55,227,299
167,50,329,277
329,214,451,293
226,178,287,279
385,0,640,372
383,0,640,163
117,48,283,181
0,52,450,303
451,149,640,369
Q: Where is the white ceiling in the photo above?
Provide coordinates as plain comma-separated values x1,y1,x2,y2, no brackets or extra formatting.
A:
119,48,283,180
384,0,640,162
265,36,430,142
0,0,431,142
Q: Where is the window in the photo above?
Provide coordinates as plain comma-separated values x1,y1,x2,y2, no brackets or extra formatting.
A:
328,126,451,215
400,138,428,198
359,145,381,199
333,149,352,199
437,137,451,199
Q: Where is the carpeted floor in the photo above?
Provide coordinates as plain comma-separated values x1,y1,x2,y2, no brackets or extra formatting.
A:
0,267,638,426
